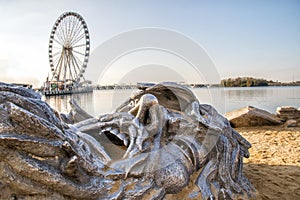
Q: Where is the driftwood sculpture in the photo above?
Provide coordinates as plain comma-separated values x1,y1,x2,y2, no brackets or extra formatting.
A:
0,82,255,199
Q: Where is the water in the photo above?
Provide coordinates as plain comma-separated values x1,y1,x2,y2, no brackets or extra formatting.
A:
44,86,300,116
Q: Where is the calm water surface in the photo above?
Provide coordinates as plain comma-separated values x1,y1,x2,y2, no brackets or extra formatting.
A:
44,86,300,116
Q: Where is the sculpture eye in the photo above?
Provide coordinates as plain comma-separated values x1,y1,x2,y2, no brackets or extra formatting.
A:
129,101,135,106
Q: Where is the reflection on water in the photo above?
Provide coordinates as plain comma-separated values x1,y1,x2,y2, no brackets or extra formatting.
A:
221,86,300,113
45,86,300,116
44,92,94,114
44,95,70,114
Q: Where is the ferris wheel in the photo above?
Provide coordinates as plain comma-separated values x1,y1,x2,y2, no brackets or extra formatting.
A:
48,12,90,85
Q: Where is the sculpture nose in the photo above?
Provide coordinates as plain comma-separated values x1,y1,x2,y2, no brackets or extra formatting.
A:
129,94,159,125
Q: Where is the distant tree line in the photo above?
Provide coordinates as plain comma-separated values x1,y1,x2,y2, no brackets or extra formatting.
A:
221,77,269,87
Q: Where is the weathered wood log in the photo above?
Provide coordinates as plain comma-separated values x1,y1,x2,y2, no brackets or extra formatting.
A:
225,106,282,127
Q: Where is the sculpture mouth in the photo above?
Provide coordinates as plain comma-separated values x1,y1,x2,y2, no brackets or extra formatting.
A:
79,126,128,161
103,130,127,147
102,134,128,161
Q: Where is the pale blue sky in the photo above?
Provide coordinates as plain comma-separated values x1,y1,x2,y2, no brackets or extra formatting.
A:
0,0,299,86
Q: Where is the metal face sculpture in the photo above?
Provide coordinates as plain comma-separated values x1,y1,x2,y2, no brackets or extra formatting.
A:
0,82,255,199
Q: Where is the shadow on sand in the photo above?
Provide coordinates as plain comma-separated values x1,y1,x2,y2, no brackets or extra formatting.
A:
244,163,300,200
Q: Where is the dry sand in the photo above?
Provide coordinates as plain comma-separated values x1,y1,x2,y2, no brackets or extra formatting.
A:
238,126,300,200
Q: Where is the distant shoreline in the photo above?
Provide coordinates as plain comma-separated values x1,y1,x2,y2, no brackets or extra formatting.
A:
33,83,300,91
221,77,300,87
92,83,300,90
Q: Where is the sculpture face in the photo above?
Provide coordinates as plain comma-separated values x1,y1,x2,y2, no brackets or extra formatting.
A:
0,82,255,199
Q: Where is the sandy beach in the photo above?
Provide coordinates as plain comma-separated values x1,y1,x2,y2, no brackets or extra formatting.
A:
238,125,300,200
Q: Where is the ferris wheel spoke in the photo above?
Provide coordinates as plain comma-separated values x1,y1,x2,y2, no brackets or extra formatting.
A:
71,51,84,68
72,43,87,48
68,16,78,43
69,23,81,46
71,33,86,47
58,19,68,43
52,51,63,69
52,52,64,80
66,18,71,43
71,26,81,43
72,16,83,39
52,38,64,46
52,55,62,67
69,52,82,78
62,53,69,81
71,52,84,68
70,19,85,43
56,24,65,42
70,28,85,46
54,27,66,44
72,49,86,56
61,52,69,81
68,60,76,81
67,16,76,44
62,17,70,41
64,53,69,80
69,58,78,77
56,26,66,44
51,46,62,50
67,54,73,81
68,52,77,81
51,51,62,60
51,48,62,57
65,53,73,81
58,53,66,81
65,18,70,43
69,53,80,78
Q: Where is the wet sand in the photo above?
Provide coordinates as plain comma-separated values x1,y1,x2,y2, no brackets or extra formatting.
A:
238,126,300,200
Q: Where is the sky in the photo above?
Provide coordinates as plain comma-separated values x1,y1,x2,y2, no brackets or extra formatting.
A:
0,0,299,87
